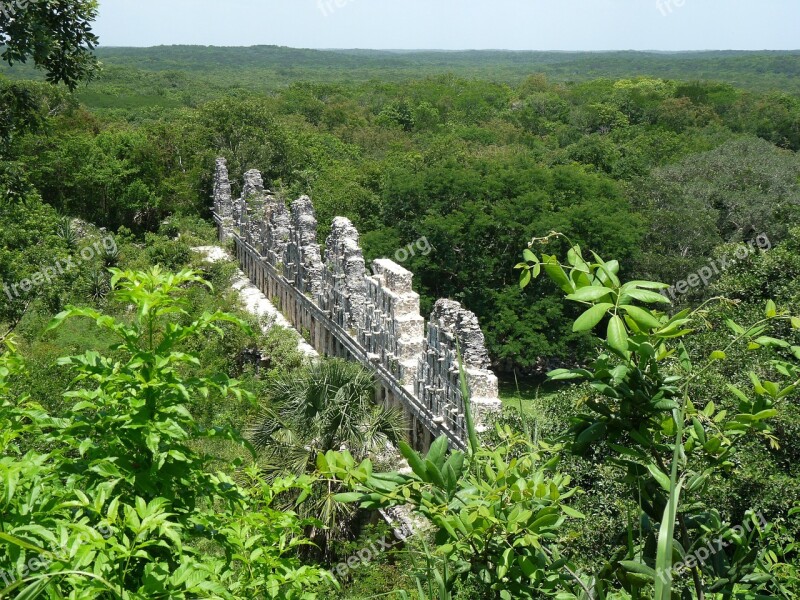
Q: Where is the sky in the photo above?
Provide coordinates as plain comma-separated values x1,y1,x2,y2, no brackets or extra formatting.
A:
94,0,800,51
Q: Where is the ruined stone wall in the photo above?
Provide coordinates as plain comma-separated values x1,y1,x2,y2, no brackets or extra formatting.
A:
212,158,501,447
416,300,499,435
320,217,367,332
361,260,424,387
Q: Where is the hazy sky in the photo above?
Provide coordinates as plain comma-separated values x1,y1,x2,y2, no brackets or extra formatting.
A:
95,0,800,51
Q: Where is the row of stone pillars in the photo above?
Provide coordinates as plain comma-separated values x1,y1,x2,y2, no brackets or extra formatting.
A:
231,227,436,451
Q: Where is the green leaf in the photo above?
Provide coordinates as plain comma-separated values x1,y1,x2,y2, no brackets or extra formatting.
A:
519,269,532,289
333,492,364,503
624,289,671,304
573,303,613,333
620,560,657,582
0,531,48,553
647,464,671,492
576,422,606,445
678,342,692,373
566,286,614,303
710,350,726,361
14,578,51,600
692,418,706,444
655,478,684,600
627,280,670,290
766,300,777,318
562,505,586,519
443,451,466,480
399,441,428,480
753,336,790,348
426,435,448,471
620,305,662,330
543,258,575,294
607,315,629,354
725,319,745,335
424,459,446,489
90,461,122,478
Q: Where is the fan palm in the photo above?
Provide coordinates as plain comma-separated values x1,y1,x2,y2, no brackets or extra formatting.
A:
248,358,407,557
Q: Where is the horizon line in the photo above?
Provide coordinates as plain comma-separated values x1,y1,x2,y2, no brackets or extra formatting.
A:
93,44,800,53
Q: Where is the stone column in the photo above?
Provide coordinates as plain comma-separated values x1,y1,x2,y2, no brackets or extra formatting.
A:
322,217,368,332
417,299,501,440
213,158,235,242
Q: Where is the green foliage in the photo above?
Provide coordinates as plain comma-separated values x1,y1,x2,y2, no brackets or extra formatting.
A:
319,356,591,599
322,430,591,599
6,48,800,370
518,235,799,598
3,42,800,598
249,359,406,556
0,268,333,598
0,0,98,89
0,169,71,324
635,137,800,286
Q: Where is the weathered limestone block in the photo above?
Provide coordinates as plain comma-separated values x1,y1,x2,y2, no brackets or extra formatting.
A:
238,169,270,246
244,201,261,247
254,194,278,256
291,196,319,246
362,259,424,384
417,299,501,436
213,158,233,219
322,217,367,330
283,196,323,296
430,299,492,370
232,195,246,231
213,158,236,242
242,169,265,199
264,201,291,267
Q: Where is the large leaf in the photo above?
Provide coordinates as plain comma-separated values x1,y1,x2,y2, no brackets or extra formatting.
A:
607,315,629,354
655,478,684,600
566,286,614,303
620,305,662,330
543,258,575,294
573,303,613,333
399,441,428,480
623,289,671,304
427,435,448,471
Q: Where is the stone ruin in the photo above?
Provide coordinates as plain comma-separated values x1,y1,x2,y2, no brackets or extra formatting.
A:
212,158,501,448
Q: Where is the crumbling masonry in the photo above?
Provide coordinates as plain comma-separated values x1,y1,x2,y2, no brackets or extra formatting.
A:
212,158,501,450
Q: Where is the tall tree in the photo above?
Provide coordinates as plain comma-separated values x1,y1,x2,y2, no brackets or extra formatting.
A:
0,0,99,89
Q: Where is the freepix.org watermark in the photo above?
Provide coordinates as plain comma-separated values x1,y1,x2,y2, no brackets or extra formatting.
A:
656,0,688,16
333,533,399,580
317,0,357,18
656,511,768,584
393,236,431,264
1,236,117,302
0,525,112,589
661,234,771,302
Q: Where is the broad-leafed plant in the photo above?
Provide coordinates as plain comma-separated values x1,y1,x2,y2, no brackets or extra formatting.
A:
321,354,592,599
517,233,798,599
0,268,333,599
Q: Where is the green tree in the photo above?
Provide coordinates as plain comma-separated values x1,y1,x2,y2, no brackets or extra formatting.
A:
0,0,98,89
635,136,800,286
0,165,70,327
249,358,406,556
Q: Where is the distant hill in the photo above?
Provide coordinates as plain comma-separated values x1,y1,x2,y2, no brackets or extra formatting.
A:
4,46,800,94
